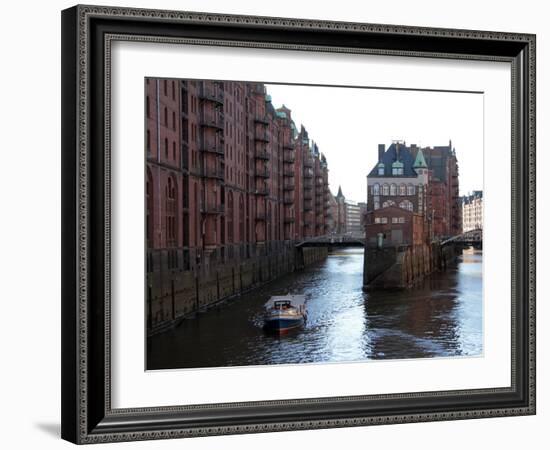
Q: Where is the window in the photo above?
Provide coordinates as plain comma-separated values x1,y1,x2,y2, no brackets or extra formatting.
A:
392,217,399,223
146,130,151,153
390,184,397,195
146,96,150,117
378,167,384,175
172,111,176,130
172,141,176,160
375,217,388,224
182,118,189,142
227,191,234,243
163,79,167,96
165,176,177,246
382,184,389,195
399,217,405,223
164,107,168,126
382,200,395,208
239,195,244,241
374,201,380,210
182,89,188,114
146,169,153,246
399,200,413,211
407,184,415,195
373,183,380,195
392,167,404,175
164,138,168,158
172,80,175,100
399,184,406,195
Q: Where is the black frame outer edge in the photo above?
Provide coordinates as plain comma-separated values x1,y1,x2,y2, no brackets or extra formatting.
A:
61,5,78,444
61,6,535,444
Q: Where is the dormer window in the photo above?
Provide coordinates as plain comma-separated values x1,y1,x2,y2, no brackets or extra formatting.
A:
377,162,385,176
392,167,404,175
392,160,404,175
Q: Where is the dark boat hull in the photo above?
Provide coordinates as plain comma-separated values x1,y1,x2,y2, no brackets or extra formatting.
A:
263,317,304,333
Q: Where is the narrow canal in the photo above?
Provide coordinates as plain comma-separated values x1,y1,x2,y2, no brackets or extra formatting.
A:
147,248,483,370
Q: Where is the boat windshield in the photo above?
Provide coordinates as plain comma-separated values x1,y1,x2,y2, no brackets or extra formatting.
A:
273,301,292,310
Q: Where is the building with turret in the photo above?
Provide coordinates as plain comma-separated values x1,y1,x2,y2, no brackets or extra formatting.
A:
364,141,460,247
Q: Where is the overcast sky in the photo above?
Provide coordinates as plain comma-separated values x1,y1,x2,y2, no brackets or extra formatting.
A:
265,83,484,203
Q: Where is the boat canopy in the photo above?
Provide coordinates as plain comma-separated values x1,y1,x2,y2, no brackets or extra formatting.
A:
264,295,306,309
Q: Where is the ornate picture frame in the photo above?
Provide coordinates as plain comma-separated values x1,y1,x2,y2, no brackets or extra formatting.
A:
61,5,536,444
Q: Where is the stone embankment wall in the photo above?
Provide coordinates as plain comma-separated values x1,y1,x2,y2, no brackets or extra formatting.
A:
363,242,459,290
148,246,328,335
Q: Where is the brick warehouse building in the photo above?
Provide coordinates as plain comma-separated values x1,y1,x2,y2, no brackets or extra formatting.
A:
146,79,333,330
364,141,461,247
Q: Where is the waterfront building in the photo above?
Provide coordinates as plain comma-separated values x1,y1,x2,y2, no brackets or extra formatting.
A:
462,190,483,231
146,79,333,328
364,140,461,246
345,200,363,234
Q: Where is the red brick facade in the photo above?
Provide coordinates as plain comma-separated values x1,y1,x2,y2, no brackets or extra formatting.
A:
146,79,333,274
364,206,425,246
365,141,461,248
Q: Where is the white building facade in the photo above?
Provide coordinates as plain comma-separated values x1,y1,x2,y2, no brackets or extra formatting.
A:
462,191,483,232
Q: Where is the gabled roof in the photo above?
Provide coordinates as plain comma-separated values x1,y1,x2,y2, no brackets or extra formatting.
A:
369,142,456,180
367,143,417,177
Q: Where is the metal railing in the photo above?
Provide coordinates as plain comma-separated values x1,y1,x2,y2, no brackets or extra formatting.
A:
200,140,224,155
283,151,295,163
255,167,270,178
199,84,224,104
254,113,270,125
200,112,224,129
201,166,225,180
255,130,270,142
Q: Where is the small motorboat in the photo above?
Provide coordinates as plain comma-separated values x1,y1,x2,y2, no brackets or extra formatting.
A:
263,294,307,333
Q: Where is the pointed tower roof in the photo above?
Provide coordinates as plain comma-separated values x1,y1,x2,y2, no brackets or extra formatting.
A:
336,185,344,199
413,148,428,168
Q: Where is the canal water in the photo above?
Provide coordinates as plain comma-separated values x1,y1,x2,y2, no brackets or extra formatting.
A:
147,248,482,370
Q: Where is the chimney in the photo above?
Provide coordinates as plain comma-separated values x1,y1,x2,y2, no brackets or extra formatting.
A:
378,144,385,161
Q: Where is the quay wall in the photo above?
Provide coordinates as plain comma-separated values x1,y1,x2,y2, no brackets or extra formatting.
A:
147,244,328,335
363,242,459,290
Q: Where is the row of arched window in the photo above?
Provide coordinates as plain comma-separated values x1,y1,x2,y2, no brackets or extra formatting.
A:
146,169,250,248
372,183,415,196
373,199,414,211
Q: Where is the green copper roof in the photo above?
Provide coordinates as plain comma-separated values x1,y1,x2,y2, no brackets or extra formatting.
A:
392,160,404,168
377,161,385,167
413,148,428,168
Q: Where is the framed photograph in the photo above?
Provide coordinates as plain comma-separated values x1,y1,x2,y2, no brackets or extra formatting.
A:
61,5,536,444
